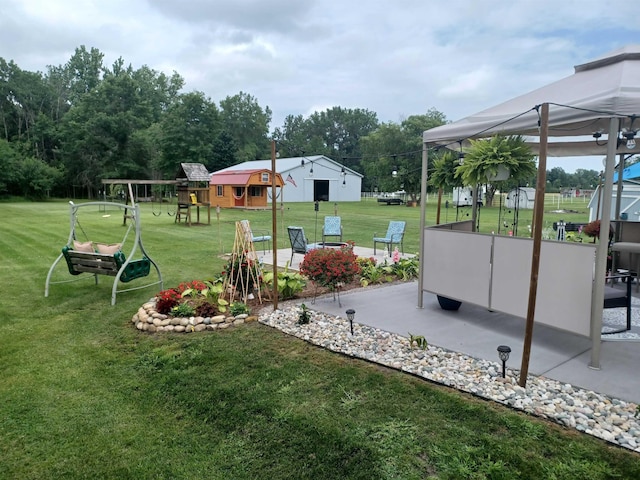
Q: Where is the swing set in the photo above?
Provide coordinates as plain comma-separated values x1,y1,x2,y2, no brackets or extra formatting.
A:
151,184,178,217
101,179,179,222
45,201,163,305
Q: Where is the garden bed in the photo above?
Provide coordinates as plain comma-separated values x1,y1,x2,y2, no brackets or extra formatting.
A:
132,279,365,333
132,299,259,332
133,250,419,334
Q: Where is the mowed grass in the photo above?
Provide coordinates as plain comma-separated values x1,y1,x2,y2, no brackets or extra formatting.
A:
2,197,639,479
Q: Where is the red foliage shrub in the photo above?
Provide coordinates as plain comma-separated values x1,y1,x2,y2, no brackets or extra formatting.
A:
582,220,601,237
176,280,208,294
155,288,181,314
583,220,614,240
300,247,360,289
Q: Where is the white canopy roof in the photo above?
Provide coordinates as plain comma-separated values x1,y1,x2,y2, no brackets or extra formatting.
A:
423,45,640,156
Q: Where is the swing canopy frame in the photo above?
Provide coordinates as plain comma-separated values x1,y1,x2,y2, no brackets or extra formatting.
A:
45,201,163,305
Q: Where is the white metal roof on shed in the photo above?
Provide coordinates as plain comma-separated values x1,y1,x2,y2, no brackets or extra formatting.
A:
212,155,363,177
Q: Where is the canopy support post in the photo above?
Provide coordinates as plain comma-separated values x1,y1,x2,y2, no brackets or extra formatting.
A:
589,117,620,369
271,140,279,311
519,103,549,388
418,143,428,308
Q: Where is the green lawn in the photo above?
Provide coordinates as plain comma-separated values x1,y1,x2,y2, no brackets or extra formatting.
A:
2,198,638,479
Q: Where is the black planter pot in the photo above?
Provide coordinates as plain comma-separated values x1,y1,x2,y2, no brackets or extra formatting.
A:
437,295,462,311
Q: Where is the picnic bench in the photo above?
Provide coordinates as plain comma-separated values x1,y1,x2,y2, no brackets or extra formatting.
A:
552,221,588,232
377,197,404,205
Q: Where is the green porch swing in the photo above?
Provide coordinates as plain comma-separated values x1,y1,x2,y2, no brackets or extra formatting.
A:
45,201,163,305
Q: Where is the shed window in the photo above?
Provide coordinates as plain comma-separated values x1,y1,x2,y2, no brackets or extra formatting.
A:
261,173,269,183
216,185,223,196
250,187,262,197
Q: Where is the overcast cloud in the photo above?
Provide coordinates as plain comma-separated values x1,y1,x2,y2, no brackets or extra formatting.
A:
1,0,638,172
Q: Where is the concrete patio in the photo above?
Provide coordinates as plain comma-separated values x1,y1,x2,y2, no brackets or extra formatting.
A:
259,247,640,404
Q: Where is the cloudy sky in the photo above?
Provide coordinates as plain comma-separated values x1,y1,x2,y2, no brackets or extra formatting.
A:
2,0,638,172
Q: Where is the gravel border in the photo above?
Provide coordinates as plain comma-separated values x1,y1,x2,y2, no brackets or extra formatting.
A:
258,302,640,453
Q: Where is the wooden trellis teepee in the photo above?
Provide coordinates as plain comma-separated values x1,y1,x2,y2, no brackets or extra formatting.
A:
222,221,263,303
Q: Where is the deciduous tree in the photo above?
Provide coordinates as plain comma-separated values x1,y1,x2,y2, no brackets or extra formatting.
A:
360,109,447,201
219,91,271,162
160,91,220,176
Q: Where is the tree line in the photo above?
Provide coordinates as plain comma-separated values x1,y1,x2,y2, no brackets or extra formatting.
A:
0,45,601,199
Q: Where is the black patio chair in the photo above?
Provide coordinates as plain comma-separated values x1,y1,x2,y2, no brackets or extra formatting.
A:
287,226,320,263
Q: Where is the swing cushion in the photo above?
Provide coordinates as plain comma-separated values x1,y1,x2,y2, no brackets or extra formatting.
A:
95,243,122,255
73,240,94,253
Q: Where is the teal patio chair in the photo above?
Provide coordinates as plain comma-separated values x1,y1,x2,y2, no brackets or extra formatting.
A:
288,226,321,263
322,216,343,243
373,221,406,255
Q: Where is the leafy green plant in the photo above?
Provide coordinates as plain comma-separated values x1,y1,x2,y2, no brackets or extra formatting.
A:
171,302,196,317
230,302,250,316
392,256,419,281
357,255,419,285
357,257,384,286
298,303,311,324
195,279,228,313
262,266,307,299
409,332,428,350
565,231,583,243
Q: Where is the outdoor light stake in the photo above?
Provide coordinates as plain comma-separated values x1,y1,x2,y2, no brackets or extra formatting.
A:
497,345,511,378
346,309,355,335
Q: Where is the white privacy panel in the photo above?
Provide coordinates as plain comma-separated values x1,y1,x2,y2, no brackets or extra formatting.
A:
491,236,595,336
423,229,492,307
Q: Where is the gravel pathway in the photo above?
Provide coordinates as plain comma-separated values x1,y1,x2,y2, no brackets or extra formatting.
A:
259,303,640,453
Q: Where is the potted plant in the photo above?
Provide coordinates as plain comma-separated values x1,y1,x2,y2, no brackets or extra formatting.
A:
437,295,462,311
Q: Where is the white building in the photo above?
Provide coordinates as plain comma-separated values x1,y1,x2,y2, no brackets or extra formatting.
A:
453,186,484,206
588,180,640,221
505,187,536,210
212,155,363,203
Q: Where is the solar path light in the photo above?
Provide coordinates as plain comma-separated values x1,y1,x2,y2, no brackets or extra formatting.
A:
497,345,512,378
346,309,355,335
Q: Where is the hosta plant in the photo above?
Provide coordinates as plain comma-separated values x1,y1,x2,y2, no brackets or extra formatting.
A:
262,266,307,300
357,257,389,286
